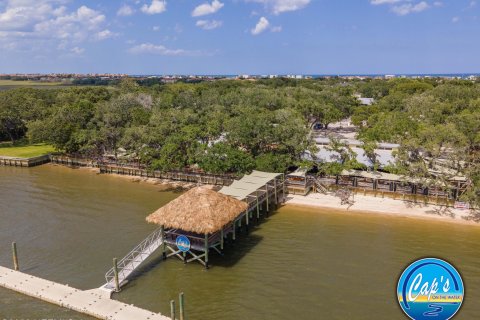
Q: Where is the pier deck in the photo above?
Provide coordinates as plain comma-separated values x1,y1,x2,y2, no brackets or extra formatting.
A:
0,266,169,320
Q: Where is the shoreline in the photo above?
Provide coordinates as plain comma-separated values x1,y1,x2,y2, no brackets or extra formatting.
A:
49,164,479,226
284,193,480,227
71,165,216,191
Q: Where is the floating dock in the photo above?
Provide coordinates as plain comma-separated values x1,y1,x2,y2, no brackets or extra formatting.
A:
0,266,169,320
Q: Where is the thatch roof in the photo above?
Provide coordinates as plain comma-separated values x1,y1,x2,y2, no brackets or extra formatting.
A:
146,187,248,234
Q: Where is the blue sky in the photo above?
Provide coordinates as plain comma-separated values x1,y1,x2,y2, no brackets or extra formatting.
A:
0,0,479,74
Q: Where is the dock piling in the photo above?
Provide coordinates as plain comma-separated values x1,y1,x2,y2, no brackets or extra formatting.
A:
161,226,167,260
12,242,19,271
220,229,224,251
179,292,185,320
204,234,209,269
113,258,120,292
170,300,176,320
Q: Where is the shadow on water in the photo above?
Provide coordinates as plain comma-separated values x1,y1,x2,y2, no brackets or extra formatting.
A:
120,209,280,283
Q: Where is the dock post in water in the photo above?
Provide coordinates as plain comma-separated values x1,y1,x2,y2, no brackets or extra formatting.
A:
179,292,185,320
12,242,19,271
170,300,176,320
204,234,209,269
161,225,167,260
256,192,260,220
266,184,269,212
113,258,120,292
232,220,236,241
220,229,224,251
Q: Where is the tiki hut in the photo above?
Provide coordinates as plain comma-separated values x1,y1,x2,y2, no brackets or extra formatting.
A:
146,186,248,234
147,187,249,268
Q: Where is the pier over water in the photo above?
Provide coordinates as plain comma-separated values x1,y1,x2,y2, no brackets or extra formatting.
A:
0,266,169,320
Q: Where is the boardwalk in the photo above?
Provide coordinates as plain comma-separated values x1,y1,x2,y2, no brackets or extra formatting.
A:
0,266,169,320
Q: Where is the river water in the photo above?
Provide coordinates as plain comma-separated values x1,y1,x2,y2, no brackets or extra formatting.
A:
1,165,479,320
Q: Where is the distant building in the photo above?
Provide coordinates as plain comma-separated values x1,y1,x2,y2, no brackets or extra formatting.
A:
354,94,375,106
310,137,400,169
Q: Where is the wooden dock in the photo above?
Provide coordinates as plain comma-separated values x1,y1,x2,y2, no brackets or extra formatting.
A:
0,155,50,167
0,266,169,320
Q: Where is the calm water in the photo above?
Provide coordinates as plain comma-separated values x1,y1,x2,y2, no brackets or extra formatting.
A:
1,165,480,320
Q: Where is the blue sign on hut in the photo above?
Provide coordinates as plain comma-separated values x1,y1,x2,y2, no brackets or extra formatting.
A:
146,187,248,268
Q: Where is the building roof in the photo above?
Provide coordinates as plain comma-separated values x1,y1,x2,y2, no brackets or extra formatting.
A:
313,146,395,168
358,97,375,105
287,168,308,177
146,187,248,234
341,169,467,185
218,170,283,200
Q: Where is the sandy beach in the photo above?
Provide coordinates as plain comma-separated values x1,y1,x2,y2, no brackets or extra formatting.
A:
72,165,216,191
285,192,480,226
57,164,479,226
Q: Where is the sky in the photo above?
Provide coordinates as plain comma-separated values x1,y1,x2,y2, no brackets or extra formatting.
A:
0,0,479,74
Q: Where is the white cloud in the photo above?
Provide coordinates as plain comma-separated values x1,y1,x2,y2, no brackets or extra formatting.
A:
391,1,429,15
129,43,199,56
0,0,67,31
141,0,167,15
70,46,84,54
117,4,135,16
371,0,432,16
370,0,404,4
248,0,311,15
452,16,460,23
196,20,223,30
192,0,224,17
433,1,443,7
0,1,108,53
271,25,282,32
153,26,160,31
34,6,106,40
470,1,477,7
95,29,117,40
251,16,269,35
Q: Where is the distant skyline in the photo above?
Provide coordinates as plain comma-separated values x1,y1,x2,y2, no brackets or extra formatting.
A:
0,0,479,74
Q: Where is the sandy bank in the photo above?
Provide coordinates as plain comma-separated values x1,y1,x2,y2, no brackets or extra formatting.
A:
71,165,216,191
285,193,480,226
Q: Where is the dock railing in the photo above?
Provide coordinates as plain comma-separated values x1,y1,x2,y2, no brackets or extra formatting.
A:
102,227,164,291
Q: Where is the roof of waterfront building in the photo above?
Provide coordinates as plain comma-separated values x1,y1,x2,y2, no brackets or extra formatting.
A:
219,170,283,200
313,147,395,168
146,187,248,234
341,169,467,184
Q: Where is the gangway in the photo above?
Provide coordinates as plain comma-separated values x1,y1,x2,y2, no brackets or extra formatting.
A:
100,228,164,292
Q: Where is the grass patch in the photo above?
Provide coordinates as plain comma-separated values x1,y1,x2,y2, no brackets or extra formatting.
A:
0,143,56,158
0,80,67,86
0,80,72,91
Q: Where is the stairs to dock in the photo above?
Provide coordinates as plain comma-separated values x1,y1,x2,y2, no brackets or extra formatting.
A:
101,228,164,292
313,178,329,194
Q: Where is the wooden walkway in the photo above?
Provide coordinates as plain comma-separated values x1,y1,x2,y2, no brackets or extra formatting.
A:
0,155,50,167
0,266,169,320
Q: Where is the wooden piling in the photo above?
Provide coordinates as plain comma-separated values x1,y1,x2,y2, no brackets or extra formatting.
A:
274,179,278,204
12,242,19,271
220,229,224,250
113,258,120,292
232,220,236,241
256,192,260,220
161,226,167,260
204,234,209,269
170,300,176,320
179,292,185,320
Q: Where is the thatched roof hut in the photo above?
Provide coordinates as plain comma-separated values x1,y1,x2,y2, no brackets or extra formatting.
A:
146,187,248,234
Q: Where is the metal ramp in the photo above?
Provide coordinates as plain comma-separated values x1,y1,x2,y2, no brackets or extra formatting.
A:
100,228,164,292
